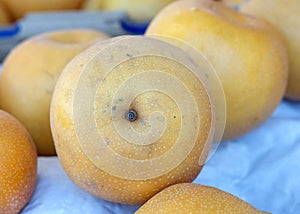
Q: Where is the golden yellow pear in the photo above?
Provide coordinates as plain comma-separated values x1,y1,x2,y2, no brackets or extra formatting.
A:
0,29,110,155
50,35,224,205
224,0,244,3
0,110,37,214
1,0,84,20
135,183,269,214
0,1,12,25
146,0,289,141
84,0,176,23
118,0,176,23
241,0,300,101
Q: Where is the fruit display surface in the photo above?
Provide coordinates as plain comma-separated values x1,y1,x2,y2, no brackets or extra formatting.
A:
15,100,300,213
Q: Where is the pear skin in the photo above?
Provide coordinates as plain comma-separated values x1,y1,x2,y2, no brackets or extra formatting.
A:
135,183,270,214
146,0,289,141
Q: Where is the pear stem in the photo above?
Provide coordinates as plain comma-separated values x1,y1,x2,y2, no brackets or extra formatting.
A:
126,109,138,122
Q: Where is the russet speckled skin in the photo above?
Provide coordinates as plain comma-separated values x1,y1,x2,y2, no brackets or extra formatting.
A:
50,36,216,205
0,110,37,214
136,183,270,214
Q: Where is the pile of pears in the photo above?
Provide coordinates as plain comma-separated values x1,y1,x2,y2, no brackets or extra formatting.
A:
0,0,299,213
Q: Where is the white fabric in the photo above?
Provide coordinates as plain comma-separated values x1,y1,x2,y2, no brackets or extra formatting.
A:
196,100,300,213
